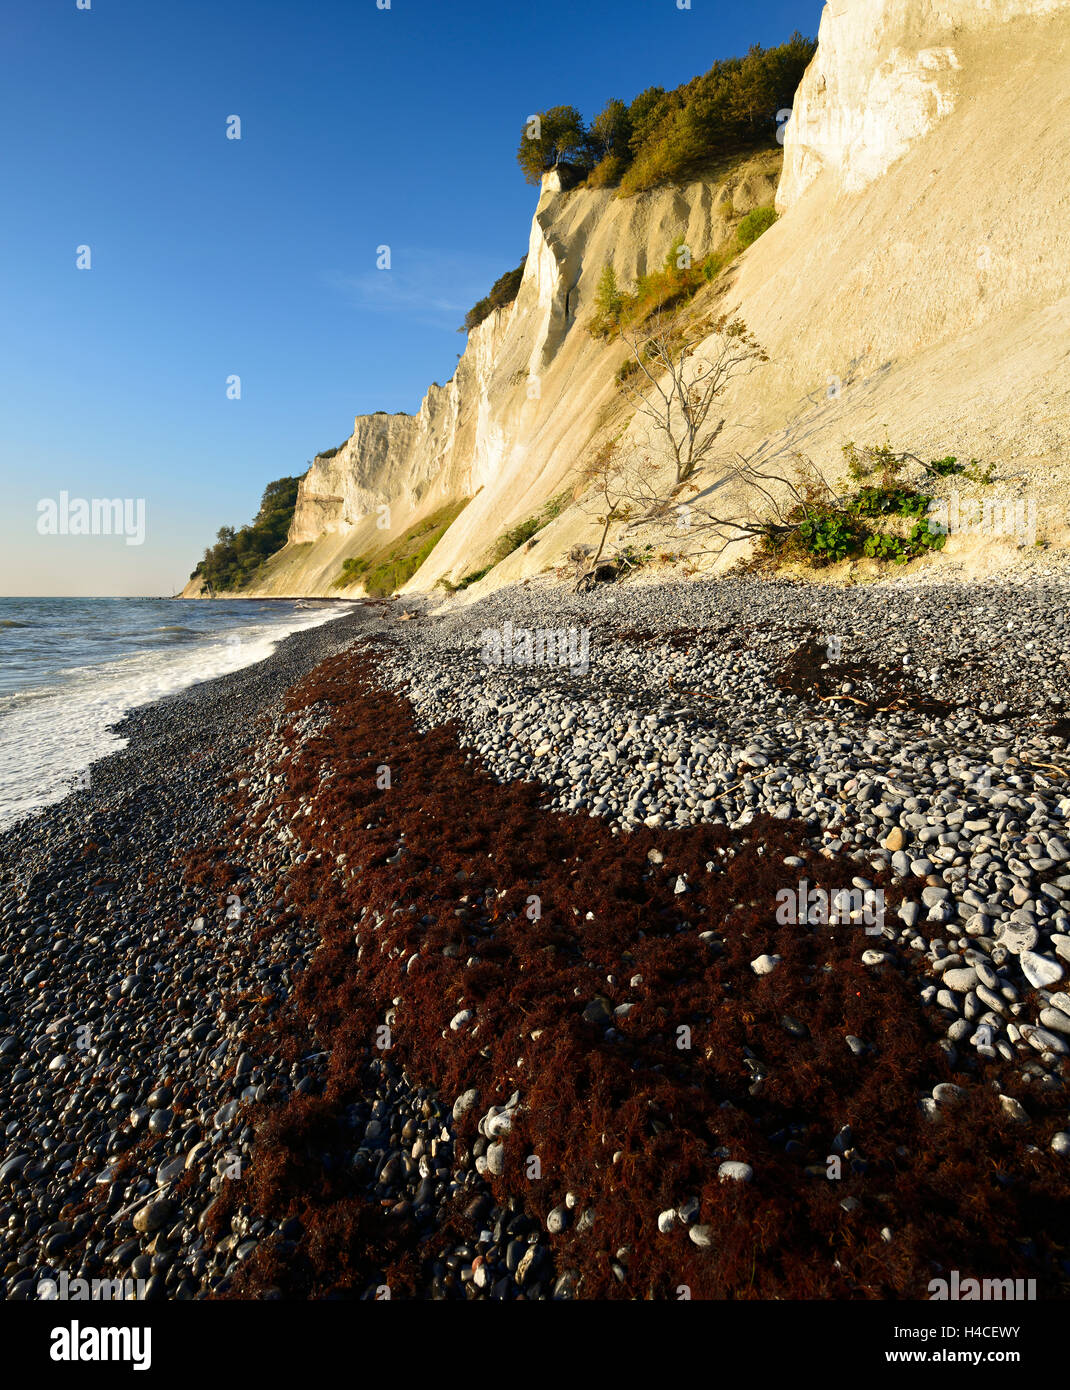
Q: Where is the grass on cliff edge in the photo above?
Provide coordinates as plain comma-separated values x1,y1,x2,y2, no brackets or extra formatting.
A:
592,207,778,340
439,489,573,592
333,498,470,596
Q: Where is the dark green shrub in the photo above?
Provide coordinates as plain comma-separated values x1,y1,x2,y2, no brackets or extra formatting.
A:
194,476,302,593
848,486,931,519
907,519,948,555
457,564,493,589
862,532,907,563
462,258,527,334
862,521,946,563
923,455,995,484
794,511,862,564
470,491,574,573
736,205,778,248
759,456,954,571
494,517,540,560
615,357,641,384
591,265,625,336
333,555,371,590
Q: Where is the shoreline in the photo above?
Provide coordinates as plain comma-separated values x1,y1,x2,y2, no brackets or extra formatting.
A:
1,574,1068,1300
171,595,368,603
0,598,366,835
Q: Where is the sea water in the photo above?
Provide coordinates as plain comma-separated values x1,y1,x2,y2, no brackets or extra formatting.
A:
0,597,351,829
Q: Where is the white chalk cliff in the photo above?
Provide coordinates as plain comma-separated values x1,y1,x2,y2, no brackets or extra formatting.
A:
184,0,1070,598
777,0,1065,208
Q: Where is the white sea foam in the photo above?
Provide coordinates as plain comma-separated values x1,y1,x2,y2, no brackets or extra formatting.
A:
0,603,349,830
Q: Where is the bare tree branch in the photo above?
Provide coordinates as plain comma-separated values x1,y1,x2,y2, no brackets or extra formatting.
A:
572,309,782,585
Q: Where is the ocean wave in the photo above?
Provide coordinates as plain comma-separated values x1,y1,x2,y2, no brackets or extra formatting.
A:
0,601,351,829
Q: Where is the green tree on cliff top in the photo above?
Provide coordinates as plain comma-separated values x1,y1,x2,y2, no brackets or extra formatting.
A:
516,105,590,184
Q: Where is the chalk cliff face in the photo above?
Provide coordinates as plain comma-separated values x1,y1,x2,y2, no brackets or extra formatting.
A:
728,0,1070,527
777,0,1065,208
186,0,1070,598
185,152,779,596
288,306,516,549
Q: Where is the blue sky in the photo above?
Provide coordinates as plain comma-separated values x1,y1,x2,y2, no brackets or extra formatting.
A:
0,0,823,596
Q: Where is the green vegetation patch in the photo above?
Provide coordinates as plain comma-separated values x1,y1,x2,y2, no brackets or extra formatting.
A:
437,490,573,593
763,499,948,568
489,489,572,565
192,476,302,593
462,258,527,334
735,205,778,248
335,555,371,587
515,36,815,194
844,442,995,489
591,243,705,337
756,443,996,569
591,208,778,338
333,498,470,596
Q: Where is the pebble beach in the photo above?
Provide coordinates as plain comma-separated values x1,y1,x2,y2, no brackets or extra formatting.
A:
2,574,1069,1301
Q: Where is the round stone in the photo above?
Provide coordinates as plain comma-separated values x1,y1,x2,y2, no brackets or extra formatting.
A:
997,921,1039,956
999,1094,1029,1123
1019,951,1064,989
546,1205,570,1234
452,1088,479,1119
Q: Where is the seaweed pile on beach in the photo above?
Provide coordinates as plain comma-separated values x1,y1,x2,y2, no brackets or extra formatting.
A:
190,644,1069,1299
